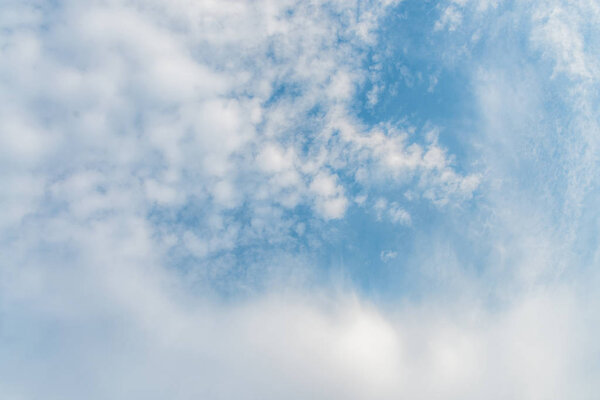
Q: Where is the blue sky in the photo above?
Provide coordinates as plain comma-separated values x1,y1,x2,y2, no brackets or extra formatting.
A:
1,0,600,398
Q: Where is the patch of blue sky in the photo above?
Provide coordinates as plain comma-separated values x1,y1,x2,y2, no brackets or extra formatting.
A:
314,4,478,294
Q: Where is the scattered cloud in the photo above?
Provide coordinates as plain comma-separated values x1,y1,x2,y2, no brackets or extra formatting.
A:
1,0,599,398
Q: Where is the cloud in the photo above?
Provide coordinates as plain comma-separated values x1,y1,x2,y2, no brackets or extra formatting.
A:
380,250,398,262
2,0,600,398
0,0,478,284
2,235,597,399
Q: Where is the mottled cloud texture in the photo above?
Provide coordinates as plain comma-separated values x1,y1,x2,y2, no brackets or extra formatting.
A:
1,0,600,399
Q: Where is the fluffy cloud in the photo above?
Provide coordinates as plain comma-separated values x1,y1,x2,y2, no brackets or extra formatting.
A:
2,238,598,399
1,0,599,398
0,0,475,255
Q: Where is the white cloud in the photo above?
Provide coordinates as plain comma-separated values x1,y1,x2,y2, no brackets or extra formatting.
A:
310,172,348,220
1,233,597,400
257,144,295,173
5,1,598,399
380,250,398,262
435,5,463,32
530,1,599,81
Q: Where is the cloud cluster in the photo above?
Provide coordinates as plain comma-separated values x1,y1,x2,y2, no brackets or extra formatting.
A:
0,0,477,273
2,0,600,398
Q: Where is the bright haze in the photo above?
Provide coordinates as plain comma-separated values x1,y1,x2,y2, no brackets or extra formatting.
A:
1,0,600,399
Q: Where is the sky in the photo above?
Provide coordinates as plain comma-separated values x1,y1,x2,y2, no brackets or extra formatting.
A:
1,0,600,398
